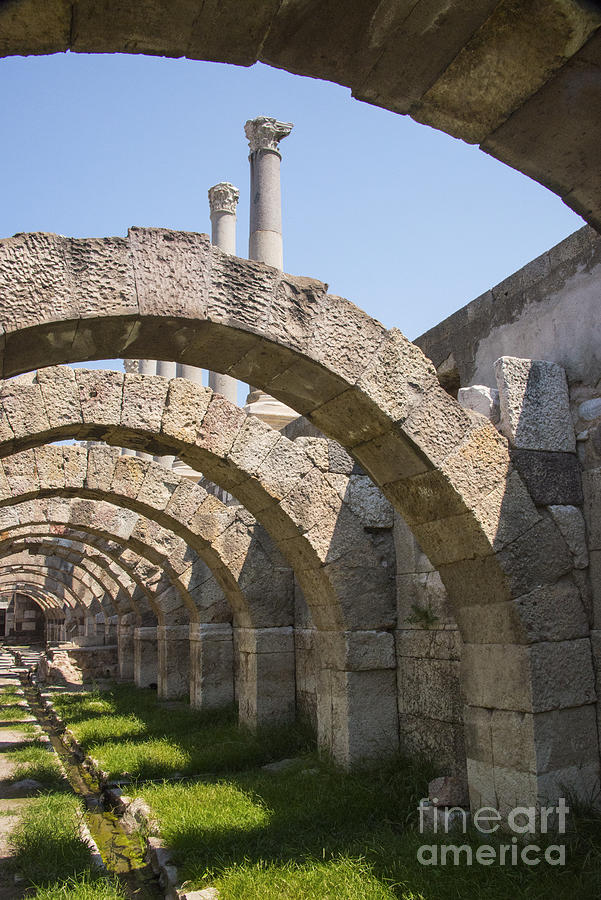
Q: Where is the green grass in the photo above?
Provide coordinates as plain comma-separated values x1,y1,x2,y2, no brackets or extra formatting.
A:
52,685,313,780
210,857,399,899
9,794,108,891
31,873,127,899
0,702,31,721
7,741,66,788
134,759,601,900
1,720,38,735
51,683,601,900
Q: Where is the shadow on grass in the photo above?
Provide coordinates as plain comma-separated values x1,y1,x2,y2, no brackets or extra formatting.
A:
51,685,314,780
138,759,601,900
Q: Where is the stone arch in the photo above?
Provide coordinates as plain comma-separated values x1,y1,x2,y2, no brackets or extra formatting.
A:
0,565,106,629
0,552,123,620
0,487,297,721
0,582,67,643
0,3,599,226
0,243,596,805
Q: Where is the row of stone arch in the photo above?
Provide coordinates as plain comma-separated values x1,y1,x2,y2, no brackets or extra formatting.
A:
0,343,595,813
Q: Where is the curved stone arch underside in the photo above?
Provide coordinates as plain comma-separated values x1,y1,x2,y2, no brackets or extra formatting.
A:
0,584,61,616
1,1,600,226
0,552,125,618
0,443,300,631
0,533,148,622
0,516,184,627
0,494,297,634
0,245,596,805
0,563,108,619
0,388,389,635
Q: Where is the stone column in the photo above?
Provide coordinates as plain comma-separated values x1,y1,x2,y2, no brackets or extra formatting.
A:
236,626,296,728
133,625,158,688
177,364,203,384
121,361,139,456
118,617,135,681
189,623,234,710
157,624,190,700
243,116,298,430
316,630,399,767
207,182,239,406
155,361,176,468
136,360,157,460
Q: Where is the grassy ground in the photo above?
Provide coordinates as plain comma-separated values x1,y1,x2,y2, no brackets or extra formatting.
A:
7,740,66,788
8,793,126,899
52,684,601,900
51,685,313,780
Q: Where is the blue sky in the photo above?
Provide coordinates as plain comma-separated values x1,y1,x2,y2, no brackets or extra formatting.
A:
1,51,583,346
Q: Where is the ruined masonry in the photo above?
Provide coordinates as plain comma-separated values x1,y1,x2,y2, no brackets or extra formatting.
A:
1,1,601,820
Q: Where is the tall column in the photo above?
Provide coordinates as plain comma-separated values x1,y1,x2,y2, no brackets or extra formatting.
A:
122,360,139,456
155,361,176,468
207,183,239,406
136,360,156,460
243,116,298,430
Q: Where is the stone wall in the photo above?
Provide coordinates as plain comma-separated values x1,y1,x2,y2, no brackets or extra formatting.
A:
416,225,601,392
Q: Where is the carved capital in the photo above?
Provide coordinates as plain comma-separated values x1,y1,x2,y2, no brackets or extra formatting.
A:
208,182,240,216
123,359,140,374
244,116,294,154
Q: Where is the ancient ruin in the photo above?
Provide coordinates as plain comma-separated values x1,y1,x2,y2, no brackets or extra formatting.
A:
0,10,600,894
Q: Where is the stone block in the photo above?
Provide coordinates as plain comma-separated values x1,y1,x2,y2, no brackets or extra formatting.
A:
582,467,601,549
1,380,50,442
454,580,589,645
494,356,575,452
318,630,395,671
122,373,170,435
395,628,461,661
429,775,469,807
335,474,393,528
398,713,466,776
461,639,596,713
76,369,124,428
37,365,83,433
397,570,455,628
318,667,399,766
548,505,588,568
396,656,463,723
235,626,294,655
511,448,583,506
457,385,500,424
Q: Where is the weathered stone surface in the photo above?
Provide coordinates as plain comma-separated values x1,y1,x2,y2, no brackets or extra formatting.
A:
461,639,596,713
548,505,589,568
455,580,589,645
428,775,469,807
457,385,500,423
510,449,583,506
495,356,575,452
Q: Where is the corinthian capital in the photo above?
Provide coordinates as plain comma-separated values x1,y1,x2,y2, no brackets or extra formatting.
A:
208,182,240,216
244,116,294,153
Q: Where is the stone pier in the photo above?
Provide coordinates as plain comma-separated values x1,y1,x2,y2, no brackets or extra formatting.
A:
189,623,234,710
133,625,158,688
237,626,296,727
157,624,190,699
